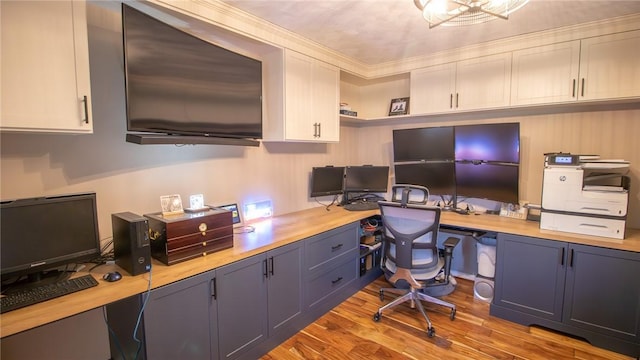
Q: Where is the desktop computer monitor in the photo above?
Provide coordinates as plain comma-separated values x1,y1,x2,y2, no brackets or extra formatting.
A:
393,126,455,162
343,165,389,193
310,166,345,197
455,122,520,164
394,162,456,197
455,162,519,204
0,192,101,288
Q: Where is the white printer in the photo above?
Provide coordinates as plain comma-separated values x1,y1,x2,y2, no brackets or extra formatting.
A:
540,153,630,239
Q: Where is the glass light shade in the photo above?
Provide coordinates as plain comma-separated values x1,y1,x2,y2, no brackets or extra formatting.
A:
414,0,530,28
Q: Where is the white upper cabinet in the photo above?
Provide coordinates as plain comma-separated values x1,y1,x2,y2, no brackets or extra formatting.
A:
511,41,581,106
1,1,93,133
512,30,640,106
410,63,456,114
579,30,640,101
410,53,512,115
264,49,339,142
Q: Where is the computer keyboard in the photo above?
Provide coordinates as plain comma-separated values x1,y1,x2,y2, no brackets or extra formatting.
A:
343,201,380,211
0,274,99,314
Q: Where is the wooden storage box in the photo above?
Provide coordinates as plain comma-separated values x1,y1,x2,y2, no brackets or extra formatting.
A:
145,209,233,265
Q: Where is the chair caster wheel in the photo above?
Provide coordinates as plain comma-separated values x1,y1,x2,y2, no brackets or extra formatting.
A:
450,308,456,320
373,312,381,322
379,289,384,301
427,327,436,338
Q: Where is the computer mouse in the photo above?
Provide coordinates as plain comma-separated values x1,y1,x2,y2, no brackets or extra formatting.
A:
103,271,122,282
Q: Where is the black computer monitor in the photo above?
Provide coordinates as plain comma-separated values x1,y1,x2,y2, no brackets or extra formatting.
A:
393,126,455,162
455,122,520,164
0,192,101,288
394,162,456,197
455,162,519,204
343,166,389,193
310,166,345,197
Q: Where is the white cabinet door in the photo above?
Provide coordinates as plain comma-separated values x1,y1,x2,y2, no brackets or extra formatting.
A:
578,30,640,101
1,0,92,133
312,60,340,142
511,41,581,105
410,53,511,114
455,53,512,110
410,63,456,114
280,49,339,142
284,50,315,141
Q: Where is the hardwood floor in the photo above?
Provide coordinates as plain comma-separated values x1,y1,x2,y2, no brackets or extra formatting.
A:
262,277,634,360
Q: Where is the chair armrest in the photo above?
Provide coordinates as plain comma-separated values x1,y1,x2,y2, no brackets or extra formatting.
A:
443,236,460,250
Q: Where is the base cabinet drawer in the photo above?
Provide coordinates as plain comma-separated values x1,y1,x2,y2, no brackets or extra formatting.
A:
305,250,358,309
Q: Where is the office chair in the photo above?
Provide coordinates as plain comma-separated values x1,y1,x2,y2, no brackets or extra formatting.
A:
373,185,459,337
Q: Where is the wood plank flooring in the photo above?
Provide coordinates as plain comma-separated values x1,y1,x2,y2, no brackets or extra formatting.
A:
262,277,634,360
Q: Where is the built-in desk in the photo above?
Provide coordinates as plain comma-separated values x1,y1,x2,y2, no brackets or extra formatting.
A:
2,206,639,356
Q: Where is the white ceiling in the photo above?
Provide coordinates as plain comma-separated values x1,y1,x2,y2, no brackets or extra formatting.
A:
221,0,640,65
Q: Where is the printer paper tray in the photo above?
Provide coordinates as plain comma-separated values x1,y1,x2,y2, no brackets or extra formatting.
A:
540,212,626,240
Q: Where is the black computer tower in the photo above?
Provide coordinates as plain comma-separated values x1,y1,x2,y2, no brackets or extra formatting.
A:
112,212,151,276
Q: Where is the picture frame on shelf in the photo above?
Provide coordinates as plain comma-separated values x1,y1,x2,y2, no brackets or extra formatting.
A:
160,194,184,216
389,97,409,116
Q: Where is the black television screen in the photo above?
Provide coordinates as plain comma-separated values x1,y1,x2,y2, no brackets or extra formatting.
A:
455,162,519,204
310,166,345,197
0,193,101,283
344,166,389,193
394,162,456,196
122,4,262,139
393,126,455,162
455,123,520,163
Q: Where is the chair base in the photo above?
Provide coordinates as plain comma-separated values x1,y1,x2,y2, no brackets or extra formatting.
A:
373,286,456,337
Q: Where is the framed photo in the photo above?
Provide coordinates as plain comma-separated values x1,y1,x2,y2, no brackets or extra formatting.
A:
389,97,409,116
160,194,184,216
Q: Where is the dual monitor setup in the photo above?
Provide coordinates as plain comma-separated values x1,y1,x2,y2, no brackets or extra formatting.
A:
311,122,520,212
310,165,390,209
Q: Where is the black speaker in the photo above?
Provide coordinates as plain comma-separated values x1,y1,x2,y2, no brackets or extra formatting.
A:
112,212,151,276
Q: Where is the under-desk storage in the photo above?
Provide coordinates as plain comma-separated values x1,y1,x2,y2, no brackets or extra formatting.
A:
303,222,359,310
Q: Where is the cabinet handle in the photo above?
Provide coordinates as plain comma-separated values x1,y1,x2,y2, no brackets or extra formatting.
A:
560,247,565,266
572,79,576,98
210,278,217,299
455,93,459,108
317,123,321,138
263,259,269,278
581,78,585,97
450,93,453,108
82,95,89,124
331,243,343,251
269,256,274,276
331,276,343,285
568,248,574,268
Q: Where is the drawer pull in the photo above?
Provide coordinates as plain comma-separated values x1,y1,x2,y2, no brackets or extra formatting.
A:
331,277,343,285
331,244,343,251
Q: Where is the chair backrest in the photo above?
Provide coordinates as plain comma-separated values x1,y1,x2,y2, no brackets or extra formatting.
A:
379,187,441,271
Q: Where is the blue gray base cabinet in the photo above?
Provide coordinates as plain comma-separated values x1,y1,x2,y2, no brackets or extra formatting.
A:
217,241,303,360
491,233,640,357
107,221,371,360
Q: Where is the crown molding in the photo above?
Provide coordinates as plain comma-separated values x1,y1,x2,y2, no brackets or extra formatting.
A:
147,1,640,80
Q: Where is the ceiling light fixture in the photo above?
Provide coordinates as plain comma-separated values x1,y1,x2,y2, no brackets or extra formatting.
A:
414,0,530,28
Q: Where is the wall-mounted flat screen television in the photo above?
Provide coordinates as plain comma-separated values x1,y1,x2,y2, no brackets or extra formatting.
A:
122,4,263,140
393,126,455,162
